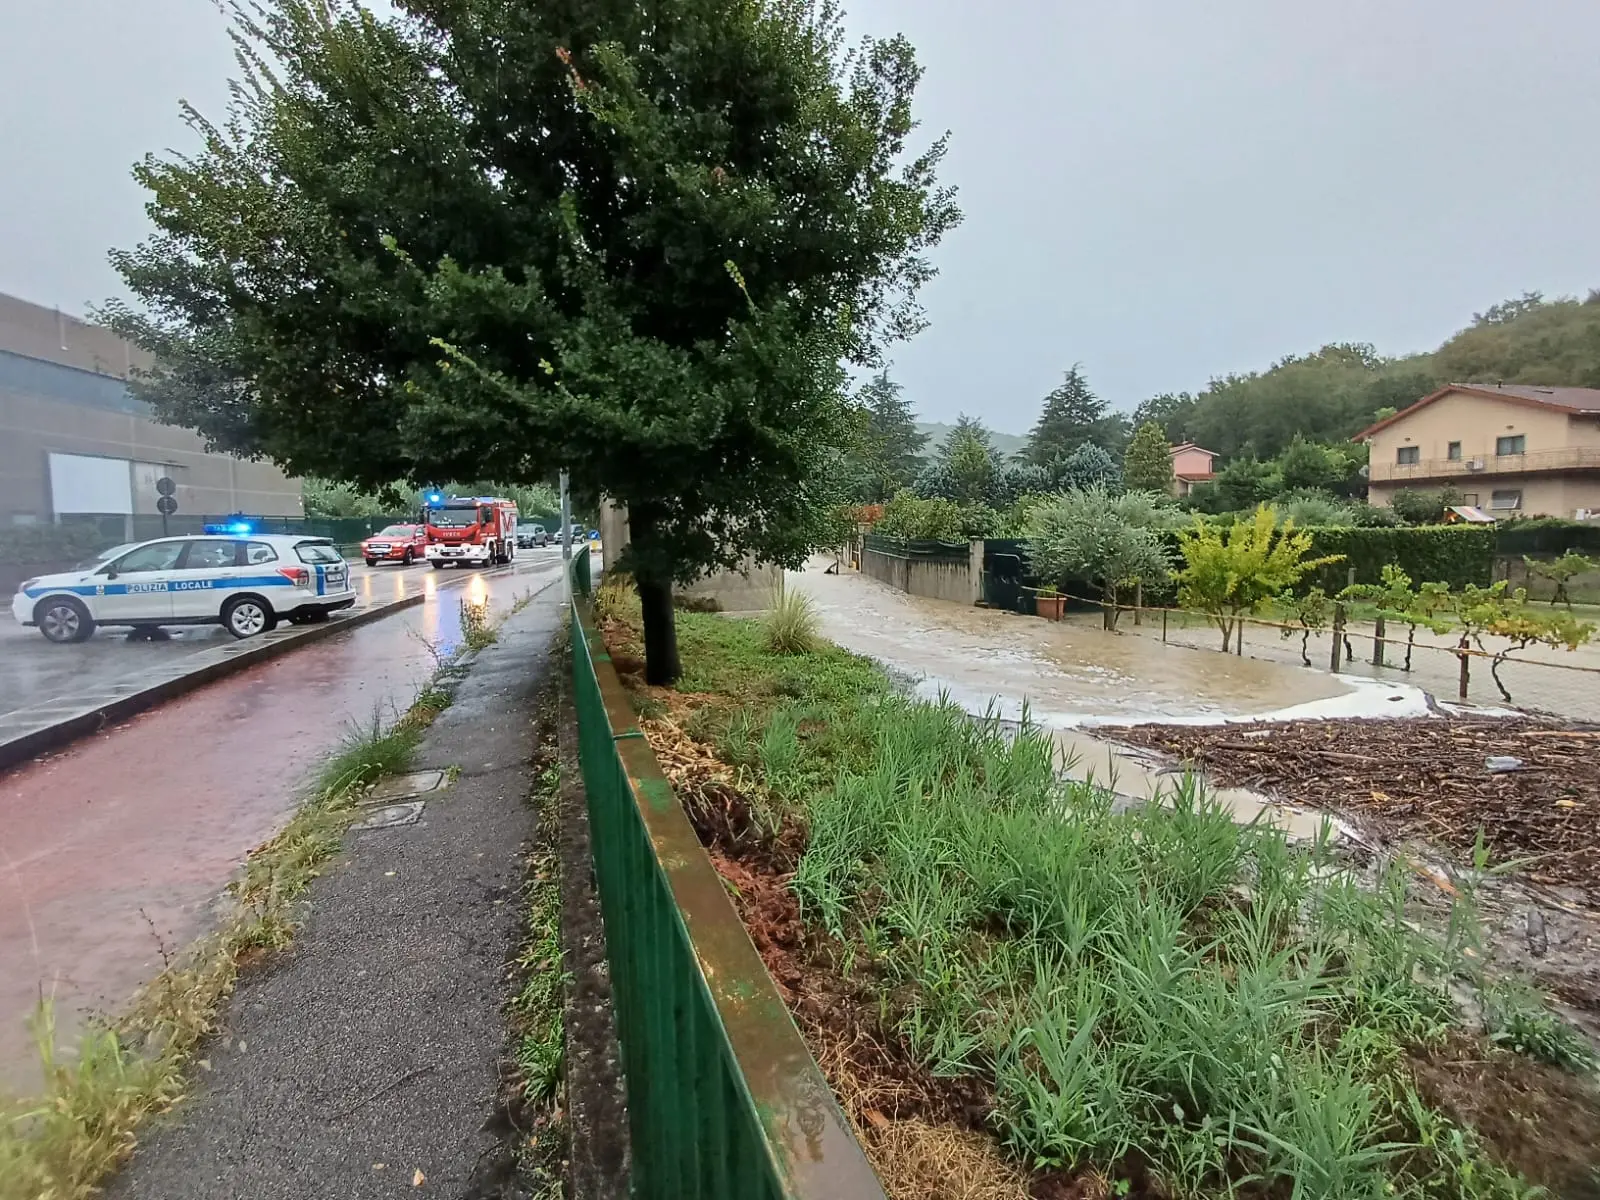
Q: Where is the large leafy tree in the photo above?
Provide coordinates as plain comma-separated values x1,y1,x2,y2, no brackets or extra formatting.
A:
103,0,957,682
1023,365,1127,464
1122,421,1174,494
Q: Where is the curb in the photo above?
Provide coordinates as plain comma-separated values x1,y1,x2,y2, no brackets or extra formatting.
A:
0,562,554,773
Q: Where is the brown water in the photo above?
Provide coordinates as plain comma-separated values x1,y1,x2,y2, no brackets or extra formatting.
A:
793,566,1352,725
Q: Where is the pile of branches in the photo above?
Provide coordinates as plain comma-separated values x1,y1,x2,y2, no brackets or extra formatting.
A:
1104,718,1600,901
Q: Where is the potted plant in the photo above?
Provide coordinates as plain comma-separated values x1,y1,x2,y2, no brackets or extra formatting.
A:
1034,585,1065,620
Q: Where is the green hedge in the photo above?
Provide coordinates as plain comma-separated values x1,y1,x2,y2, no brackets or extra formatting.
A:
0,525,106,567
1494,518,1600,557
1298,525,1496,592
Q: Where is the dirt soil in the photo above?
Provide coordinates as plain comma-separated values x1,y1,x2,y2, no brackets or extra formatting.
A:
1100,717,1600,902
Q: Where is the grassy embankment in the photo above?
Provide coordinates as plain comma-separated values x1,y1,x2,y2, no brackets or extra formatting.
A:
597,579,1600,1200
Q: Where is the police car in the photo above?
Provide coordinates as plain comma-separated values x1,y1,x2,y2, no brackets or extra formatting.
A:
13,532,357,643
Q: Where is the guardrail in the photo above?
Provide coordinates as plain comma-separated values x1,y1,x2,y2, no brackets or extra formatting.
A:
566,556,884,1199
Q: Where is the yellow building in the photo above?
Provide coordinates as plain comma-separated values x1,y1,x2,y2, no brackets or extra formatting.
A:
1354,383,1600,519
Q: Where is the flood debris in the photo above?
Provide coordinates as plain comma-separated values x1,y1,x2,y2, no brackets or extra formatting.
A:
1101,717,1600,902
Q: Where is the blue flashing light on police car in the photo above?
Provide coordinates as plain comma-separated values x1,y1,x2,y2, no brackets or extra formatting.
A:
202,520,255,535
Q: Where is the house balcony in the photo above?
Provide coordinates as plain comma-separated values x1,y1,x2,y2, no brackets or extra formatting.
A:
1369,447,1600,484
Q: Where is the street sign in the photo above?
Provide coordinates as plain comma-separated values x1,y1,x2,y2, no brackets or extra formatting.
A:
155,476,177,497
156,495,178,516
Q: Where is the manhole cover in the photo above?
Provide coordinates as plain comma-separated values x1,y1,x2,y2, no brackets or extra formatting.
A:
352,801,426,831
363,770,448,805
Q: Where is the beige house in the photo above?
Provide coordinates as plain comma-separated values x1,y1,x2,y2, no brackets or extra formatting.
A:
0,292,303,536
1354,383,1600,519
1169,442,1217,497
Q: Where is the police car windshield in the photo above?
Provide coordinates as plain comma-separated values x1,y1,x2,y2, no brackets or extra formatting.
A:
430,507,482,528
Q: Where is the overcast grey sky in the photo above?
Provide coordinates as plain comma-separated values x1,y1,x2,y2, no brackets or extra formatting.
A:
4,1,1598,432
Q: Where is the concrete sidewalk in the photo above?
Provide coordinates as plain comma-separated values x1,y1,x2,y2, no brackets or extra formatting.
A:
106,592,563,1200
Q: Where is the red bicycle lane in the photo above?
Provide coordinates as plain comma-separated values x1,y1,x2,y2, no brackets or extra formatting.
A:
0,560,559,1092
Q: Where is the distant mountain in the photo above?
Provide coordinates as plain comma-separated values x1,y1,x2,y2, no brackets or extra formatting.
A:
915,421,1029,460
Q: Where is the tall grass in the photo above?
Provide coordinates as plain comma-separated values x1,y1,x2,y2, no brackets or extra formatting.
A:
765,586,820,655
644,606,1578,1199
779,697,1566,1197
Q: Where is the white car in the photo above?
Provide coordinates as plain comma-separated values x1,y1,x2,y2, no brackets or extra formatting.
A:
13,534,357,643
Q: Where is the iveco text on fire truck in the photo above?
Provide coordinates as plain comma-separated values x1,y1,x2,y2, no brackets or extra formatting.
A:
423,496,518,569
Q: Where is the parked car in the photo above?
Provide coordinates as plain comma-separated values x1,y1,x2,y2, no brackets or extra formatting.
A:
14,534,356,643
516,524,549,549
361,523,428,566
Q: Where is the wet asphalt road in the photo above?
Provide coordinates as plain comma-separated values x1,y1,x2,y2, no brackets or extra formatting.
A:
0,553,566,1093
1,548,569,718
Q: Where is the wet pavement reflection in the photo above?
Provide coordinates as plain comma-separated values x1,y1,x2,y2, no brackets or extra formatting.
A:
0,552,567,719
0,557,560,1092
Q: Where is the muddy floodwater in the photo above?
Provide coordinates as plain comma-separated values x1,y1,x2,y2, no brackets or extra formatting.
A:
791,565,1421,727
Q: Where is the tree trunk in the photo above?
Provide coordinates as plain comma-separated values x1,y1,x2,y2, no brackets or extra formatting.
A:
628,505,681,685
636,572,681,685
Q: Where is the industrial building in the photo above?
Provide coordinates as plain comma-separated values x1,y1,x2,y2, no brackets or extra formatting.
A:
0,291,302,538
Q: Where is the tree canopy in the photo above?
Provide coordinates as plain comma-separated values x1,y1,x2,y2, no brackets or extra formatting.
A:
852,371,927,503
1122,421,1174,494
105,0,957,682
1023,365,1128,464
1132,291,1600,461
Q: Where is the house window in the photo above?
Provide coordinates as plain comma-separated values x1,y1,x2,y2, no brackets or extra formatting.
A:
1496,434,1526,456
1396,446,1420,465
1447,441,1462,461
1461,493,1479,507
1489,489,1522,512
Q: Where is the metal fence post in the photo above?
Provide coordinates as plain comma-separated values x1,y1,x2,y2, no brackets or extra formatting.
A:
1372,615,1385,667
1134,581,1143,626
1457,633,1471,700
1330,603,1345,672
1162,608,1168,643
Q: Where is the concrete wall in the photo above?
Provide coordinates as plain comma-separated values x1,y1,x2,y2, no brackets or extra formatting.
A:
861,540,983,605
596,497,782,613
0,293,303,529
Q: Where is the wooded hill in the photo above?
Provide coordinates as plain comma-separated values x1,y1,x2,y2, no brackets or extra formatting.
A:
1133,290,1600,460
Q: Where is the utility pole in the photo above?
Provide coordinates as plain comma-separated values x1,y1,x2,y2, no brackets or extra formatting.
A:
559,470,572,563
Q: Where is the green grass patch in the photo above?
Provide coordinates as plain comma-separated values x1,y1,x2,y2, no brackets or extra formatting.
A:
0,683,455,1200
509,697,570,1199
620,602,1598,1199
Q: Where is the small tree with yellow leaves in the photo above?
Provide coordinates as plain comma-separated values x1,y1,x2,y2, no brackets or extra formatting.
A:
1176,506,1343,651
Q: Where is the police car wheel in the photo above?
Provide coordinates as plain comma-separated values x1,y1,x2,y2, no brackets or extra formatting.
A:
36,597,94,644
402,549,414,565
223,596,276,639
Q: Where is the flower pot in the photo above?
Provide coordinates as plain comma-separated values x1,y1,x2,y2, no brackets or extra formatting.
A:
1035,594,1065,620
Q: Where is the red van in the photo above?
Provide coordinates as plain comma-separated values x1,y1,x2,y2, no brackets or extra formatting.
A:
360,524,428,566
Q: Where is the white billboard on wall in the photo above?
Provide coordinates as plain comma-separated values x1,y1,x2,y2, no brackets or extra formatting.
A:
48,452,134,515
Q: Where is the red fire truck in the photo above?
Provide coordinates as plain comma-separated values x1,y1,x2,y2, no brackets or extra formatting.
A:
423,496,519,569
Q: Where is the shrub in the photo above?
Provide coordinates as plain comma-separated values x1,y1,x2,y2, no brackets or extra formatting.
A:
1389,485,1464,526
766,587,820,655
874,490,964,542
1298,525,1495,593
1023,485,1172,629
0,525,107,567
1176,506,1341,649
1496,518,1600,557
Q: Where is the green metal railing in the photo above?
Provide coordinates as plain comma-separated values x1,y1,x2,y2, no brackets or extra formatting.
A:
567,558,884,1199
